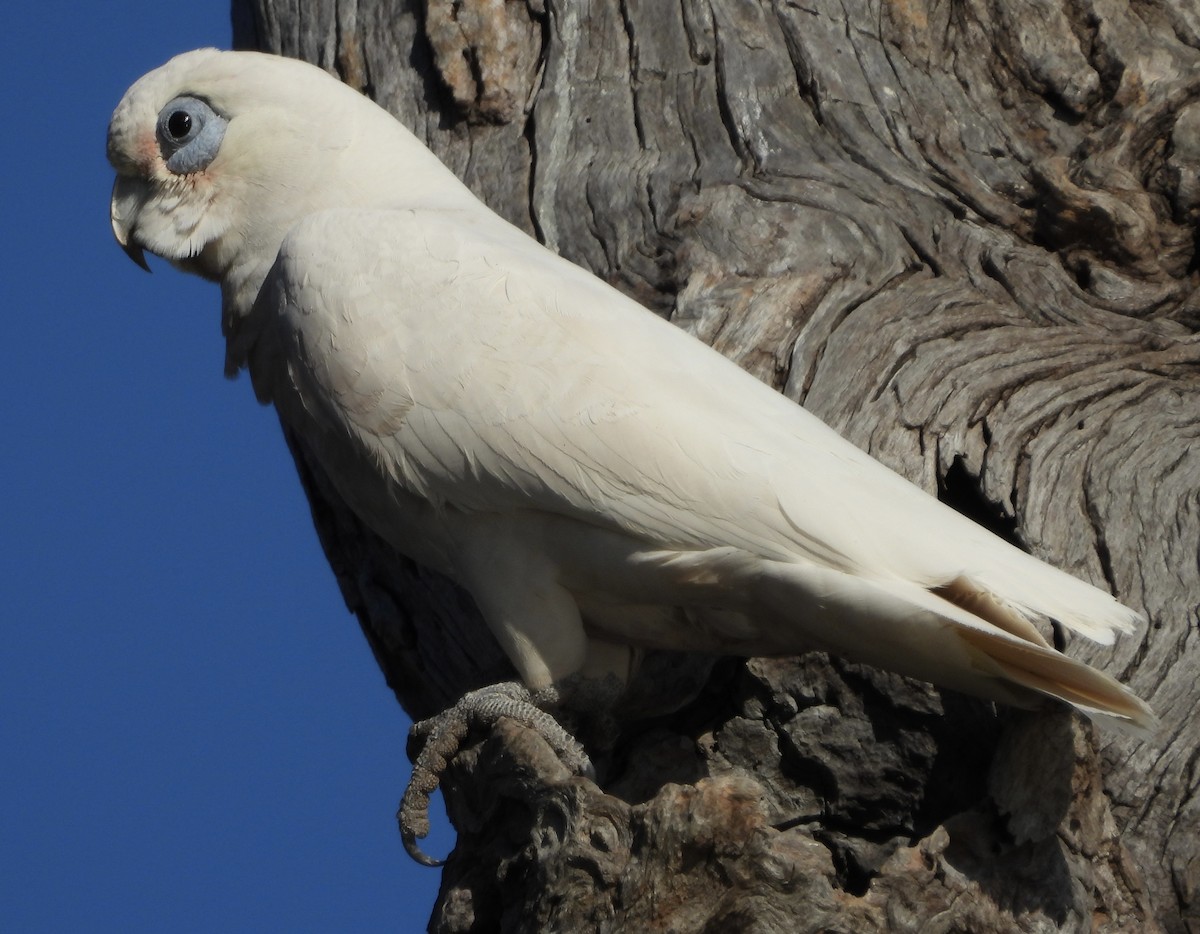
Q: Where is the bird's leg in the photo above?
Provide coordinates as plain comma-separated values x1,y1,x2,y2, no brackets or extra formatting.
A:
397,680,595,866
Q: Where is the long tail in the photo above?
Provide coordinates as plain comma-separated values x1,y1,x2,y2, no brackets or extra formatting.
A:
953,625,1154,734
652,547,1157,734
762,562,1157,734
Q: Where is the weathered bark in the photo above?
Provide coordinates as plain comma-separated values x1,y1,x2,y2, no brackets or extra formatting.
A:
231,1,1200,930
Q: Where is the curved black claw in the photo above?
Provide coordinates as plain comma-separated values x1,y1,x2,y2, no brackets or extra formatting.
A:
397,681,593,866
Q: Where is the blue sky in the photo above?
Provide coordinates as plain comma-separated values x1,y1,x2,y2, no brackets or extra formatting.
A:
2,4,451,931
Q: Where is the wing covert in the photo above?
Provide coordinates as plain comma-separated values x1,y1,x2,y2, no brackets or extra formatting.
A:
248,205,1143,645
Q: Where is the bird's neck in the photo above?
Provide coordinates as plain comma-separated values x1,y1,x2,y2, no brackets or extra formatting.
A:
217,113,488,374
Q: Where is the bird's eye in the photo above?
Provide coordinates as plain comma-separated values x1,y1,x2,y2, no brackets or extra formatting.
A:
165,110,192,140
155,96,228,175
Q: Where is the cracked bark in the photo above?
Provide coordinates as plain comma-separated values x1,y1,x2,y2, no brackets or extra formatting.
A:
232,1,1199,930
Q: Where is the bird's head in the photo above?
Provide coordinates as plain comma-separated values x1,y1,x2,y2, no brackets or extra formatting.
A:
107,49,472,307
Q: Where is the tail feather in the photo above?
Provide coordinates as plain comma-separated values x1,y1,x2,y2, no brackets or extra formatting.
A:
634,546,1155,734
956,626,1157,735
924,534,1142,647
742,557,1156,734
932,576,1052,648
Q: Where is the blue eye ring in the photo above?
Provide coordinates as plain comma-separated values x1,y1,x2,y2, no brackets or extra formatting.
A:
155,96,227,175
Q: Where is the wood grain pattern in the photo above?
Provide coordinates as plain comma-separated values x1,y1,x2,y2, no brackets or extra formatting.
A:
232,1,1199,929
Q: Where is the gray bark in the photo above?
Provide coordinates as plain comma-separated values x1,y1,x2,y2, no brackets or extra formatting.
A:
230,1,1200,930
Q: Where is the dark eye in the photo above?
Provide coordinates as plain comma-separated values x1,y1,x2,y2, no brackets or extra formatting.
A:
155,96,228,175
165,110,192,140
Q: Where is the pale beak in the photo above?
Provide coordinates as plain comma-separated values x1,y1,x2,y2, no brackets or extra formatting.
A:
110,176,151,272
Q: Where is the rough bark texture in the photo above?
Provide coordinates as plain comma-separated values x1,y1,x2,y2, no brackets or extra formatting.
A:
230,1,1199,930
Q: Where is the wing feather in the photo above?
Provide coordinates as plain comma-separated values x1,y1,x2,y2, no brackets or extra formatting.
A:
253,207,1142,651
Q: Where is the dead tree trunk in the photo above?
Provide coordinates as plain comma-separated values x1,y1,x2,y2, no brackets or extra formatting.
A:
231,1,1200,930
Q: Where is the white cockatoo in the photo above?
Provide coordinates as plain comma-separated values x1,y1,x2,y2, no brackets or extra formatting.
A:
108,49,1154,862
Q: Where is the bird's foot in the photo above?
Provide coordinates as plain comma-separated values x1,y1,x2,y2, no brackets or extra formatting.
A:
397,681,594,866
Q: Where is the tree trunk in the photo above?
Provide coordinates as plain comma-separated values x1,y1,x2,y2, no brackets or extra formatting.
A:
230,1,1200,930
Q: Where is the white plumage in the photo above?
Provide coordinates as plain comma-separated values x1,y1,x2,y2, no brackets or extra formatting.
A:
108,49,1154,737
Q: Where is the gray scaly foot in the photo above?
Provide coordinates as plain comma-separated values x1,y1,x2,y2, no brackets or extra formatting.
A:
397,681,594,866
